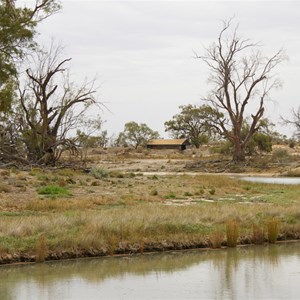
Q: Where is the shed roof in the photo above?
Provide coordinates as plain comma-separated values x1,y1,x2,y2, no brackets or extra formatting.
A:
147,139,189,146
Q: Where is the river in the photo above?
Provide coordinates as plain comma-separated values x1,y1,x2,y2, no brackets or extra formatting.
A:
0,242,300,299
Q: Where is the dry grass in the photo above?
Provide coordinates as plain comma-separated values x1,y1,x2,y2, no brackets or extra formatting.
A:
252,224,265,244
209,229,223,248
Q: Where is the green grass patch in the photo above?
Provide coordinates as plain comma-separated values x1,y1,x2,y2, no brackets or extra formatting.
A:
37,185,71,197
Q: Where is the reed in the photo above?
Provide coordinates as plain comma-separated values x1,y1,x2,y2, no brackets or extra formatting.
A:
35,234,48,263
226,220,239,247
107,234,117,256
267,218,280,243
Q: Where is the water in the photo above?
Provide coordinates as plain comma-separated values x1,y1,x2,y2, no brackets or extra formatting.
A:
240,176,300,185
1,243,300,300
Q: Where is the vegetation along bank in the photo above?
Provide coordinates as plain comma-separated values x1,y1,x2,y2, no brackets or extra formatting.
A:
1,167,300,265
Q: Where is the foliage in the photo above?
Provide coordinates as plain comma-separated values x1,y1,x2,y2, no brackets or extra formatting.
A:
212,119,275,156
116,121,159,149
76,130,108,149
198,19,285,162
0,0,61,112
164,104,221,148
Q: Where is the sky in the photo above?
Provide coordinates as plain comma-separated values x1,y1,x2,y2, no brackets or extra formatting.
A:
32,0,300,138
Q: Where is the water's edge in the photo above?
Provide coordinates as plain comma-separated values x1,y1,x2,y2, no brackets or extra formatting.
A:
1,238,300,267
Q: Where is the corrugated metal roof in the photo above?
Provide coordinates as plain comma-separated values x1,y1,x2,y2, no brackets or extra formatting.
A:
147,139,188,146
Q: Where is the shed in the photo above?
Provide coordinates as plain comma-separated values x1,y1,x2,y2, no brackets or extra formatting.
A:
147,139,190,151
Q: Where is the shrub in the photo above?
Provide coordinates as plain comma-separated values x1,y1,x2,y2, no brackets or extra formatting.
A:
226,220,239,247
90,167,108,179
150,189,158,196
208,187,216,195
272,148,291,162
289,140,296,148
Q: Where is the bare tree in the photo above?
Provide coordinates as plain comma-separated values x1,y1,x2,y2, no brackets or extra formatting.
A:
282,107,300,140
16,45,100,165
198,19,286,162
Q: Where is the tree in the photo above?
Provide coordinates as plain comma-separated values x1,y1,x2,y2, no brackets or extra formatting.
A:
117,121,159,149
164,104,221,148
76,118,108,149
282,107,300,141
244,118,275,155
4,45,100,165
198,19,285,162
0,0,61,112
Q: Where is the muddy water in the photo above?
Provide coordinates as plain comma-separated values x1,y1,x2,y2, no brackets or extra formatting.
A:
1,243,300,299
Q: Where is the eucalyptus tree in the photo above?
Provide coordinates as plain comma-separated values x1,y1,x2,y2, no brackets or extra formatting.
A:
164,104,221,148
117,121,160,149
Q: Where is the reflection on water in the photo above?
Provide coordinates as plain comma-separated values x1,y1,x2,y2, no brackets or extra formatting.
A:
0,243,300,299
240,176,300,185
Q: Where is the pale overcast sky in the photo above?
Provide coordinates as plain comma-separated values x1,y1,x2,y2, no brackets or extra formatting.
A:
34,1,300,137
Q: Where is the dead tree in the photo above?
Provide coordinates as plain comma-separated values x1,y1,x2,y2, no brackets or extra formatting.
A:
198,19,286,162
17,45,99,165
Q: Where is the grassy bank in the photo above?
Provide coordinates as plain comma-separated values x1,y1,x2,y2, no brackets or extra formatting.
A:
0,168,300,264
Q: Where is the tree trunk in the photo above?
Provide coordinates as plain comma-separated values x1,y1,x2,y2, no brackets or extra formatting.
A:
232,140,246,162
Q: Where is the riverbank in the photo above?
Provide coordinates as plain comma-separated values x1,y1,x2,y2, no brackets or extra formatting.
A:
1,167,300,265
